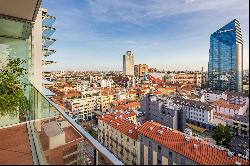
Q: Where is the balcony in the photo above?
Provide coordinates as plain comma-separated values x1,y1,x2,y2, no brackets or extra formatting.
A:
0,82,123,165
42,60,56,65
43,48,56,57
42,14,56,27
42,26,56,38
43,37,56,49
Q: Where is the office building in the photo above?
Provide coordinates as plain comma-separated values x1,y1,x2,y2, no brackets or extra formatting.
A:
123,51,134,76
208,19,243,92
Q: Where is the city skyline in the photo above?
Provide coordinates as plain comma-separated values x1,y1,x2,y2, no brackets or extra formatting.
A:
42,0,249,71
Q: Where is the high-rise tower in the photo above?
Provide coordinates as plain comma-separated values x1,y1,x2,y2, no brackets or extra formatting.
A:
208,19,243,92
123,51,134,76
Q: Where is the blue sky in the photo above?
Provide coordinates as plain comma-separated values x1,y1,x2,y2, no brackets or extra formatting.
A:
42,0,249,71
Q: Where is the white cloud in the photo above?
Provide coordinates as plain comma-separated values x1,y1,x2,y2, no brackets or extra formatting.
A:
86,0,248,25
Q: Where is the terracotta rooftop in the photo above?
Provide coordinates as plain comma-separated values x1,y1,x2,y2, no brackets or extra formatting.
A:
213,99,243,110
112,111,137,119
137,121,249,165
125,102,140,107
97,115,138,140
128,91,137,95
214,112,234,119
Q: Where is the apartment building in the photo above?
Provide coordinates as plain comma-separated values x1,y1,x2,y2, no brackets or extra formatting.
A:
212,99,247,117
97,114,139,165
201,91,249,117
164,71,202,87
98,78,113,88
137,121,249,165
140,94,186,131
201,90,249,105
76,80,90,92
226,115,249,137
100,95,110,113
172,97,214,130
65,94,101,121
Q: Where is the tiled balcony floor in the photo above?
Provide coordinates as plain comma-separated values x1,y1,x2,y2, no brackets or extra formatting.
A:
0,124,33,165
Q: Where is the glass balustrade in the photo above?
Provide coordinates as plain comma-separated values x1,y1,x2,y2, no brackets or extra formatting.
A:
0,82,123,165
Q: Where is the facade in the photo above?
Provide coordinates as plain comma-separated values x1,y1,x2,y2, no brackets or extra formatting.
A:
65,95,101,121
32,8,56,90
123,51,134,76
134,64,148,77
212,99,247,117
100,95,111,112
208,19,243,92
201,90,249,105
201,90,249,117
97,114,139,165
164,71,202,87
140,94,186,132
226,115,249,137
76,81,90,92
98,78,113,88
172,97,214,130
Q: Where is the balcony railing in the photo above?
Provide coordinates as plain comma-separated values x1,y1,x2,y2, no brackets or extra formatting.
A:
0,82,123,165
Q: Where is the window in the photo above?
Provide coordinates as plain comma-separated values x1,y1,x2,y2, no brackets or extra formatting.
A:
127,138,129,142
181,158,185,165
158,159,162,165
169,151,172,159
158,145,161,153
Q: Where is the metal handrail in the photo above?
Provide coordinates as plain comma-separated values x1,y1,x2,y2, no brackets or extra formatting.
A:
31,83,123,165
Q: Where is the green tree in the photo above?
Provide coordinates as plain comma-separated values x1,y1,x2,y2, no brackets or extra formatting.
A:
88,127,98,139
212,124,233,149
0,57,28,117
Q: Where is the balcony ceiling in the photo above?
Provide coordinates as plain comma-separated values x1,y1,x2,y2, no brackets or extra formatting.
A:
0,0,41,21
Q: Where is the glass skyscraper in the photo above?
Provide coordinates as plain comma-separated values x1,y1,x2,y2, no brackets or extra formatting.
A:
208,19,243,92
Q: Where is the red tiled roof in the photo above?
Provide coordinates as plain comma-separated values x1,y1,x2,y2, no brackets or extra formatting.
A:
111,99,130,105
214,112,234,119
125,102,140,107
154,90,162,94
97,115,138,140
112,111,136,119
137,121,248,165
112,105,128,111
213,99,243,110
129,91,137,95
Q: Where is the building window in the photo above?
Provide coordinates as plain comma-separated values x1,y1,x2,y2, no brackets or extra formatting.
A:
127,138,130,142
158,159,162,165
169,151,172,159
181,158,185,165
158,145,161,153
